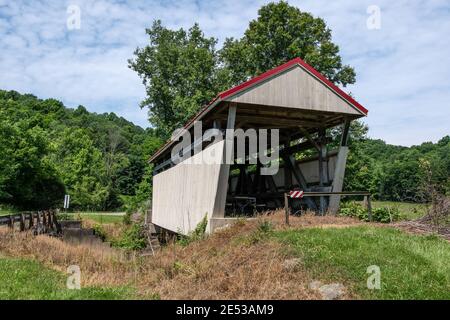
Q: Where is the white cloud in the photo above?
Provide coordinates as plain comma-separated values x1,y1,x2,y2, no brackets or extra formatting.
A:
0,0,449,145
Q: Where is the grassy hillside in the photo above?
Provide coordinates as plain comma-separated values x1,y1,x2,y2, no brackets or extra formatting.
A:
275,226,449,299
0,212,448,300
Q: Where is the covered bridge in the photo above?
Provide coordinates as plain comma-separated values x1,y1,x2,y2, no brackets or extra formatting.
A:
149,57,368,235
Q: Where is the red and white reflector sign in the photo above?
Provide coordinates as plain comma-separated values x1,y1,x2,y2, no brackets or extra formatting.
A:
289,190,304,199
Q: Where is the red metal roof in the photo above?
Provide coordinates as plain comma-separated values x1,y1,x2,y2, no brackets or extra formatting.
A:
149,57,368,162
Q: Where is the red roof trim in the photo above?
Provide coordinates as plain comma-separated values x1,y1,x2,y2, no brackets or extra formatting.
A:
219,57,368,115
150,57,368,162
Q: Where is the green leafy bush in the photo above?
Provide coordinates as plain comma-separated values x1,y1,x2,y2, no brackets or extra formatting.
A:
339,201,400,223
92,223,107,241
112,223,147,250
371,207,400,223
339,202,367,220
177,215,208,246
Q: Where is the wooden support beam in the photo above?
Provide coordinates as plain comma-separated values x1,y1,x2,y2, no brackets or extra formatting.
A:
340,118,351,147
216,113,319,128
282,137,332,157
328,119,352,214
213,103,237,218
299,127,320,151
329,146,349,214
318,128,327,215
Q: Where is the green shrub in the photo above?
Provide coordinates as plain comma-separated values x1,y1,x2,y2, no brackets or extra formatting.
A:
112,223,147,250
339,201,367,220
92,223,107,241
339,201,400,223
371,207,400,223
177,215,208,246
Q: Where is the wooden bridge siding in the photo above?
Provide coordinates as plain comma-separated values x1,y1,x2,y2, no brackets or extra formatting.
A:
151,140,226,235
224,66,361,116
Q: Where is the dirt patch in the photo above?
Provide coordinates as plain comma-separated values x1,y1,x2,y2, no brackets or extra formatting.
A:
394,220,450,241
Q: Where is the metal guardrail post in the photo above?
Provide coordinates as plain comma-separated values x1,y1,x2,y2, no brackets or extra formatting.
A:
284,192,290,226
367,195,373,222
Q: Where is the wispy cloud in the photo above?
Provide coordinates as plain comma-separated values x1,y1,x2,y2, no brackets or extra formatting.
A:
0,0,449,145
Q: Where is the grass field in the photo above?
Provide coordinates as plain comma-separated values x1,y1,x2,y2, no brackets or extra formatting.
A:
69,213,124,224
370,201,427,220
275,226,449,299
0,257,133,300
0,206,17,216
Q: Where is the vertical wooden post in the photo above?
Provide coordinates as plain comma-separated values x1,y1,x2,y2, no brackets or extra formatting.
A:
46,211,50,228
8,215,14,230
28,212,34,229
42,210,47,227
284,193,290,226
212,103,237,219
367,195,373,222
318,128,327,215
19,213,25,231
329,119,351,215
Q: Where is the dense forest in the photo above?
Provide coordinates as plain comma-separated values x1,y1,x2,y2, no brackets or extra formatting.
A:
345,134,449,202
0,89,161,210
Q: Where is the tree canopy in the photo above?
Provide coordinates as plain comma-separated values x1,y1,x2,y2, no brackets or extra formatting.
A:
130,1,356,140
0,90,161,210
129,21,223,140
219,1,356,87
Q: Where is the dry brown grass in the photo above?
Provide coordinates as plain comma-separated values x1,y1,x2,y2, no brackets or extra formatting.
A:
81,218,124,240
0,211,364,299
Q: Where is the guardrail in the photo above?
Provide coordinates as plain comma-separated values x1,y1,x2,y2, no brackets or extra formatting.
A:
284,191,372,225
0,210,61,234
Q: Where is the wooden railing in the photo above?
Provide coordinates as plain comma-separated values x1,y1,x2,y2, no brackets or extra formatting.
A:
0,210,61,234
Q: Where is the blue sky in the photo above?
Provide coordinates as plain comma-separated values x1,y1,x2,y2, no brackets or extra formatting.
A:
0,0,449,146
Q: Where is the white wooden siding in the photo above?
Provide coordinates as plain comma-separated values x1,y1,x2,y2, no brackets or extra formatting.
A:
225,66,361,115
151,141,225,235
